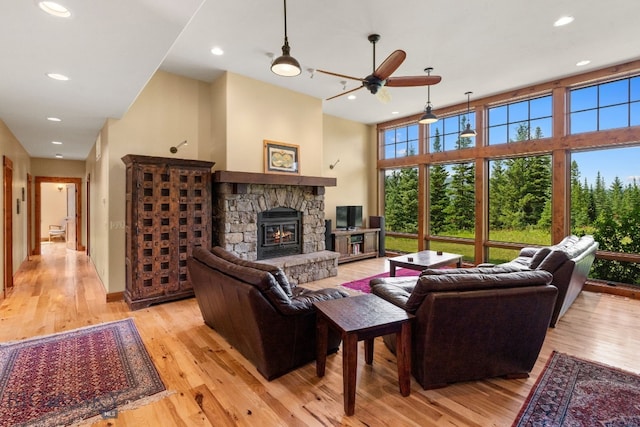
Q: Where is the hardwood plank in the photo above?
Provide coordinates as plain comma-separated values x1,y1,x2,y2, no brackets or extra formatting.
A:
2,243,640,426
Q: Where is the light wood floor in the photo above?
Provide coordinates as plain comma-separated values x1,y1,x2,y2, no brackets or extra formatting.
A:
2,243,640,426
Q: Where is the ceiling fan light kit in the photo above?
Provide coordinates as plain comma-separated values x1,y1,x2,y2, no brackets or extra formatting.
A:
418,67,438,124
460,91,477,137
271,0,301,77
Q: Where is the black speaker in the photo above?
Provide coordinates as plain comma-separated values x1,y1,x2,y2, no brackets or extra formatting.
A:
324,219,334,251
369,216,385,257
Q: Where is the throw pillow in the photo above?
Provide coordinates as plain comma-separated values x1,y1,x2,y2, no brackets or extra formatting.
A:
529,247,552,269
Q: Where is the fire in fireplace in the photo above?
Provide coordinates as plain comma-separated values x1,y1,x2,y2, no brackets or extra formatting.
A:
257,207,303,260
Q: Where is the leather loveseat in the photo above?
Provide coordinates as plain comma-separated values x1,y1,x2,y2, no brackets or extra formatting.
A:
370,269,557,390
479,234,598,327
187,246,349,380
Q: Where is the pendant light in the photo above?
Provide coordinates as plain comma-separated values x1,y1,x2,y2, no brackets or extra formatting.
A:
271,0,301,77
460,91,477,137
418,67,438,124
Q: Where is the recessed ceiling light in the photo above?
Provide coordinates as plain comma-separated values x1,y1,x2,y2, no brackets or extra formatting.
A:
391,111,400,115
46,73,69,81
576,60,591,67
553,16,574,27
47,117,62,122
55,153,63,158
37,1,71,18
51,141,63,145
347,95,356,100
210,47,224,56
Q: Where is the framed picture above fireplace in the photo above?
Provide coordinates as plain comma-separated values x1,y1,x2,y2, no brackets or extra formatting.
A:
264,140,300,175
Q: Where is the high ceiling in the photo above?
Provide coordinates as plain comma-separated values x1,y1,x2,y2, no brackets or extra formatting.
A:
2,0,639,160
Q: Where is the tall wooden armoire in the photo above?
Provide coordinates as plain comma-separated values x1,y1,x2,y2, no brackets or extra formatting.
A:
122,155,214,310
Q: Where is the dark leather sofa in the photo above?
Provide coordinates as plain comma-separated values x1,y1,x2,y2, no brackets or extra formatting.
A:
370,269,557,390
187,246,348,380
478,234,598,327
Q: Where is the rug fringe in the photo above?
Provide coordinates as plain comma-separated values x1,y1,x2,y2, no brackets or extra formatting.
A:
0,317,135,346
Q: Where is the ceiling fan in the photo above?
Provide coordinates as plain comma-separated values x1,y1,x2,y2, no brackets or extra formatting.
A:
318,34,442,101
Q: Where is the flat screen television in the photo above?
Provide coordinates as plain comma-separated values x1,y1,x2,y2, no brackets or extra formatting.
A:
336,205,363,230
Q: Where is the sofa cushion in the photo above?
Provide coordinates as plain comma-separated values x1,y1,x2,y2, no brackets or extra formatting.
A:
420,265,525,276
404,270,553,313
529,247,552,269
210,246,293,297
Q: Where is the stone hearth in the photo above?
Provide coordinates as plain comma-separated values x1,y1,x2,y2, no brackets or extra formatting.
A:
211,171,339,284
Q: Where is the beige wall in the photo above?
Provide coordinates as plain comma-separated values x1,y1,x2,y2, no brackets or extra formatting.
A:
93,71,211,294
40,183,68,238
85,70,373,296
208,73,227,168
0,119,31,295
224,72,324,175
323,114,376,227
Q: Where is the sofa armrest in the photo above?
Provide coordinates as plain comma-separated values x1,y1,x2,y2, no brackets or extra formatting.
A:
370,276,419,310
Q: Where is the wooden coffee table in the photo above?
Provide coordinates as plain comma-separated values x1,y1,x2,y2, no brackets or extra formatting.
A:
313,294,414,416
388,250,462,276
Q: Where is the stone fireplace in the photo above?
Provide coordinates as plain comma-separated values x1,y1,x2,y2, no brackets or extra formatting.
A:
211,171,339,284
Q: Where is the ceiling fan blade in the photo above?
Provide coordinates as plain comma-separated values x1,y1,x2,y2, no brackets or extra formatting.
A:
326,85,363,101
386,75,442,87
373,50,406,81
316,69,364,82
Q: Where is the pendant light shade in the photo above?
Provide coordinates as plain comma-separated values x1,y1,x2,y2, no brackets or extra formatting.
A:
271,0,301,77
418,67,438,124
419,105,438,124
460,91,476,138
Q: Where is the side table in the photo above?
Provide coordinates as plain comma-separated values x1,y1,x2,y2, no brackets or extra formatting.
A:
313,294,415,416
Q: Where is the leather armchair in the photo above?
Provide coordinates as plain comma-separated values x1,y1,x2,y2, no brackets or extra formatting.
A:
370,269,557,389
187,246,348,380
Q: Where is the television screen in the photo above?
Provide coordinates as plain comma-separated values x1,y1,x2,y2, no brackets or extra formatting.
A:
336,206,362,230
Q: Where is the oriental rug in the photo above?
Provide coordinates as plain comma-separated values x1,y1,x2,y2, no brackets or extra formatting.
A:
513,351,640,426
340,268,420,293
0,318,168,427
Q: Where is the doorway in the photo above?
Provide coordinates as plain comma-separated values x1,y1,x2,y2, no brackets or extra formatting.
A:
33,177,83,255
3,156,13,296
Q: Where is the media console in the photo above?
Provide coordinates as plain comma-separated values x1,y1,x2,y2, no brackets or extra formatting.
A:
331,228,380,264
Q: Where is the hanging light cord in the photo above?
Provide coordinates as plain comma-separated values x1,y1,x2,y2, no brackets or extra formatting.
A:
282,0,289,47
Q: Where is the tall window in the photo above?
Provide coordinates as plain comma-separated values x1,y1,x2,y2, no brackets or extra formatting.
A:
383,167,419,253
488,95,552,144
570,76,640,133
571,147,640,284
429,112,475,152
384,168,418,234
488,154,552,245
429,162,475,238
383,124,419,159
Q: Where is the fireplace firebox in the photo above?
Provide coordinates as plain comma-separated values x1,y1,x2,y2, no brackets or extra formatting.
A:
257,207,302,260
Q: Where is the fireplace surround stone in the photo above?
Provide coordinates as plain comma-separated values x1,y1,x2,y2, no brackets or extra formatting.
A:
211,171,339,284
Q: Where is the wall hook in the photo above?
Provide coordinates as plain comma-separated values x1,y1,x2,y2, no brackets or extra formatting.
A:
329,159,340,169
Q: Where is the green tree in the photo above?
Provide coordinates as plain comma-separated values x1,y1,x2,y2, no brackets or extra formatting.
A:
429,129,449,234
384,168,419,233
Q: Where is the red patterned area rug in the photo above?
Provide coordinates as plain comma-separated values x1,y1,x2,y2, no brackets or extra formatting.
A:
340,268,420,293
513,351,640,426
0,318,168,426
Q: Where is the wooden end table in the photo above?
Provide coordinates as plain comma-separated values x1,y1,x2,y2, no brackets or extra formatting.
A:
388,250,462,276
313,294,415,416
